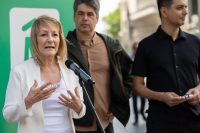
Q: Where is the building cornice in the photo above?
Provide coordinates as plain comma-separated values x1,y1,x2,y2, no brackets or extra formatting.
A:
130,6,157,21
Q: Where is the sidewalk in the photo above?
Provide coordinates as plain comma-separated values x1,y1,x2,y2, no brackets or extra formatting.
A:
113,97,148,133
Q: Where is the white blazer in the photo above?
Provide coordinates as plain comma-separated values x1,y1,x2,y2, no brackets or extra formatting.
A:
2,58,86,133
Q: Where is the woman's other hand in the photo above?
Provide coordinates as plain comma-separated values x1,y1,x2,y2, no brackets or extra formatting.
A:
58,87,83,114
25,80,56,109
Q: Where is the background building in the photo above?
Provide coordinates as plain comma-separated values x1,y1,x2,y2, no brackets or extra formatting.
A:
120,0,199,54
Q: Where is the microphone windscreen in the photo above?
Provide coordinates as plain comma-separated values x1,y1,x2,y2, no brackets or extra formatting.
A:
65,60,74,68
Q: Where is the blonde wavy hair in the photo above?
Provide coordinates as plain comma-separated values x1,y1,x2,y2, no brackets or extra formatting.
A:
30,15,68,68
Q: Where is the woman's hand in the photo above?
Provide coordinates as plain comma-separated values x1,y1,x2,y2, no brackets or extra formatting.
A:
58,87,83,114
25,80,56,109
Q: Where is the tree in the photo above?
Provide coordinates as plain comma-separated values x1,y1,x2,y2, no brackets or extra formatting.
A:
102,7,120,40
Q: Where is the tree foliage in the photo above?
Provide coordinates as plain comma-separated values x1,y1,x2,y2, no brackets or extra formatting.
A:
102,7,120,40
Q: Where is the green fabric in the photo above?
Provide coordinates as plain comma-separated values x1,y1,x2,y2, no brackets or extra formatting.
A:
66,30,133,127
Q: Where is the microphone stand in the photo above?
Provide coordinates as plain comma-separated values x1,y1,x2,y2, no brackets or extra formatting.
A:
78,75,106,133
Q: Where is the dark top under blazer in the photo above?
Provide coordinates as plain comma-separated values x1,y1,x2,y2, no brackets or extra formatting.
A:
132,25,200,122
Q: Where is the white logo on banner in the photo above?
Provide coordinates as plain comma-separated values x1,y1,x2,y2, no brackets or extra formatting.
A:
10,8,59,68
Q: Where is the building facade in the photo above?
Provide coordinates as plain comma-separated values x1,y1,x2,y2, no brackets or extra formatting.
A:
120,0,199,54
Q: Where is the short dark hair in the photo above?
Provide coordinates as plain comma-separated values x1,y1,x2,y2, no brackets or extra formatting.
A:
157,0,174,18
73,0,100,17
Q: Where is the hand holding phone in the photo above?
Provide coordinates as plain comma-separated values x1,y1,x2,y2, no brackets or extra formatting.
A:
180,94,193,98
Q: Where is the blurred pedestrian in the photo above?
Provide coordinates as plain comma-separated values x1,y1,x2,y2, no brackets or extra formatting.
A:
130,42,146,125
65,0,133,133
132,0,200,133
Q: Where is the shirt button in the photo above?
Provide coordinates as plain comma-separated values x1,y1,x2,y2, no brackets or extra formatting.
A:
175,53,177,56
178,78,180,80
176,66,178,68
180,90,182,93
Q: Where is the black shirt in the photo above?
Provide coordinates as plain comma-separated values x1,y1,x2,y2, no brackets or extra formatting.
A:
132,26,200,122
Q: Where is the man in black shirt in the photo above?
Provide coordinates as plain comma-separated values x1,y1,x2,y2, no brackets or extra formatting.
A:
132,0,200,132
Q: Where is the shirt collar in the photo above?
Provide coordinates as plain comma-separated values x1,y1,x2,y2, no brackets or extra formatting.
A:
157,25,187,40
77,32,96,46
92,32,103,46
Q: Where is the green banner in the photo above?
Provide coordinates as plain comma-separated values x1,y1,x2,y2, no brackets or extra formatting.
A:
0,0,75,132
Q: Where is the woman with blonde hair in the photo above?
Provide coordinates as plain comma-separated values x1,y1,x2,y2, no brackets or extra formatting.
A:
3,15,86,133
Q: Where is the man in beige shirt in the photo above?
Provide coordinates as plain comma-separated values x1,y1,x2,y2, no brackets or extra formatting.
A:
66,0,133,133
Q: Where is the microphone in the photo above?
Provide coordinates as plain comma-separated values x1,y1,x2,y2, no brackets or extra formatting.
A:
65,60,95,85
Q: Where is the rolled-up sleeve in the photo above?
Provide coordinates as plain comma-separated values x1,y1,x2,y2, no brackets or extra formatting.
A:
132,43,148,77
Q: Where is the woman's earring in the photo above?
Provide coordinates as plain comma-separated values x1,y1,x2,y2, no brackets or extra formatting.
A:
57,48,61,56
57,52,60,56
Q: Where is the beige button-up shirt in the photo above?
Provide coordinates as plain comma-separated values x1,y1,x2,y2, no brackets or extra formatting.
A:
75,33,112,131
